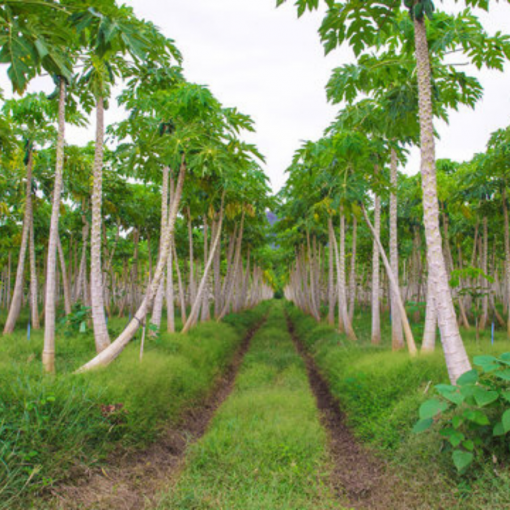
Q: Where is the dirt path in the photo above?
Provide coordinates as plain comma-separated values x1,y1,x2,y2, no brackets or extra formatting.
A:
49,318,266,510
286,315,415,510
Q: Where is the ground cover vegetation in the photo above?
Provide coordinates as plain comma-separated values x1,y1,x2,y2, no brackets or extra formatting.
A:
286,304,510,508
157,304,338,510
0,305,268,508
0,0,274,506
2,0,510,508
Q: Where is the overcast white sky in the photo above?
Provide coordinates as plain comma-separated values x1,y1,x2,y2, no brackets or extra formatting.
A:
2,1,510,192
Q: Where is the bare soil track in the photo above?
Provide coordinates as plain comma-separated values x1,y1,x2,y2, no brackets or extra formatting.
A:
285,314,419,510
48,318,266,510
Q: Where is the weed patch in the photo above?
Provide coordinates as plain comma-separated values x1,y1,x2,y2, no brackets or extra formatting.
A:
159,304,339,510
285,303,510,509
0,304,268,509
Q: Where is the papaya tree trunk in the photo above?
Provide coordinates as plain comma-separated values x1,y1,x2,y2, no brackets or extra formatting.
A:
187,207,195,306
422,272,437,352
456,244,471,329
90,96,110,353
166,241,175,333
327,218,335,326
166,174,175,333
200,217,211,322
390,147,404,350
479,215,489,329
76,216,89,304
183,195,225,333
173,242,187,324
331,213,356,340
29,206,39,330
213,218,222,318
414,14,470,382
362,205,417,355
220,224,237,313
57,234,72,316
150,165,169,334
371,189,381,344
306,229,320,321
348,215,357,323
76,161,186,372
3,147,33,335
218,212,245,320
502,186,510,338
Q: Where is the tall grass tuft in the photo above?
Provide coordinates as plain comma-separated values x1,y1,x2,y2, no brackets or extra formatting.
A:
0,304,268,509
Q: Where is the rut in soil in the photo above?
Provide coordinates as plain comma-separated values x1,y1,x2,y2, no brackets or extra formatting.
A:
50,318,267,510
285,314,415,510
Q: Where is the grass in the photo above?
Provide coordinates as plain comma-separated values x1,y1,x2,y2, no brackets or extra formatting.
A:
287,302,510,509
158,303,339,510
0,304,268,510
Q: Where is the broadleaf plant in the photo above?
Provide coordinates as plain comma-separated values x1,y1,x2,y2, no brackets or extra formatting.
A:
414,354,510,473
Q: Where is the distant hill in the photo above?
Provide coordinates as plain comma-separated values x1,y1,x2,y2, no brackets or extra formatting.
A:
266,211,278,226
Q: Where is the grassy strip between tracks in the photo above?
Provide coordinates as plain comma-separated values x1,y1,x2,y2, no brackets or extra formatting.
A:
0,304,268,509
157,303,339,510
286,302,510,510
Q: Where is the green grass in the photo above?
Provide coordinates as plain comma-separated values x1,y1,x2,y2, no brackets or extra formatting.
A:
287,302,510,509
0,304,268,510
157,303,339,510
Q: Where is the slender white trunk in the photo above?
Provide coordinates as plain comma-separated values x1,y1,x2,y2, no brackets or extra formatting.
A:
77,217,89,304
183,196,225,333
390,147,404,350
166,174,175,332
57,235,72,316
456,244,471,329
29,206,39,329
166,242,175,333
220,224,237,313
363,205,417,355
187,208,195,306
479,216,489,329
213,219,222,318
331,213,356,340
200,217,211,321
414,15,470,382
371,188,381,344
150,166,169,333
328,219,335,326
90,96,110,352
173,242,187,324
348,216,357,322
76,161,186,372
422,273,437,352
306,230,320,321
502,186,510,337
3,148,33,335
218,212,245,320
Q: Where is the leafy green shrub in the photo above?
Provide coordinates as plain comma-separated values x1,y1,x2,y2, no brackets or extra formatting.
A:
58,303,91,337
414,354,510,473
